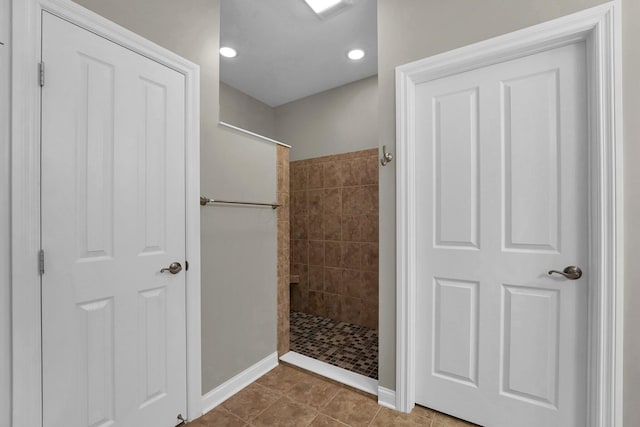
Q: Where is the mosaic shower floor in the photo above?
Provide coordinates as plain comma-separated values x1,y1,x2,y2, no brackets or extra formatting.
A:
290,311,378,379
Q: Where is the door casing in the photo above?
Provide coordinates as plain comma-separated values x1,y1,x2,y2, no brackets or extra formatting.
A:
395,2,623,426
10,1,202,426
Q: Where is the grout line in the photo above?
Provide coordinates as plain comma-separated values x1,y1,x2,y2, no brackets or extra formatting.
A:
315,413,352,427
246,394,285,426
219,407,248,426
366,406,383,426
317,386,342,412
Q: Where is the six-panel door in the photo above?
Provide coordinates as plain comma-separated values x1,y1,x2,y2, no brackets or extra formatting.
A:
415,42,588,427
41,12,187,427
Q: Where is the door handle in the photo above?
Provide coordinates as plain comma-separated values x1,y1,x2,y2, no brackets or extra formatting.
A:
160,262,182,275
548,266,582,280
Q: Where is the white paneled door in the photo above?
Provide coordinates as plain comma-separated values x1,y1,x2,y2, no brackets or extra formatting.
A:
41,12,187,427
415,42,588,426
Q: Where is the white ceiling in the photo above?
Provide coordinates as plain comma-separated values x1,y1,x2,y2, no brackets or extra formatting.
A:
220,0,378,107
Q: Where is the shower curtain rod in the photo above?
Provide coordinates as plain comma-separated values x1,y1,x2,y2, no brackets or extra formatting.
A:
200,196,280,209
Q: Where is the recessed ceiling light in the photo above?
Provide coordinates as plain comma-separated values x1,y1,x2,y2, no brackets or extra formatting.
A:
304,0,351,19
347,49,365,61
304,0,342,14
219,46,237,58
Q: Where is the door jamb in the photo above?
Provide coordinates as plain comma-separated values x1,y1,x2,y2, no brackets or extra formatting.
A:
395,3,623,426
10,1,202,426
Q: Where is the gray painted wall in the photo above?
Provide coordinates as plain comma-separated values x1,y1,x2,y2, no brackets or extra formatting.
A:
276,76,378,161
72,0,278,395
1,0,10,420
200,133,277,392
220,82,277,140
219,75,379,161
377,1,639,425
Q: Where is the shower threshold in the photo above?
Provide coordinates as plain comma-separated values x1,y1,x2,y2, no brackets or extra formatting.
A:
280,351,378,396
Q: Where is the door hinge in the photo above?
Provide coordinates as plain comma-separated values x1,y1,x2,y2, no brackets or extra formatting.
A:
39,62,45,87
185,260,189,271
39,249,45,275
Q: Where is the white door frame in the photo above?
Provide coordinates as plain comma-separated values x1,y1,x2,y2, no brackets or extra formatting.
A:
10,1,202,426
395,3,623,426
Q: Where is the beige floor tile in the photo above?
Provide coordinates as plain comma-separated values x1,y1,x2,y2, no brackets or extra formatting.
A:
257,364,310,394
285,373,342,409
251,396,318,427
191,364,484,427
369,406,431,426
412,404,436,421
320,388,380,427
307,414,350,426
432,412,480,427
221,382,279,421
192,407,247,427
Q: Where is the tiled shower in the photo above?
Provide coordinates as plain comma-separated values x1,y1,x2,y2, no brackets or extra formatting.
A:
289,148,379,378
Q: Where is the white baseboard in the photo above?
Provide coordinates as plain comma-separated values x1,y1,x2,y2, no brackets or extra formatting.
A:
377,386,397,410
201,352,279,415
279,351,378,396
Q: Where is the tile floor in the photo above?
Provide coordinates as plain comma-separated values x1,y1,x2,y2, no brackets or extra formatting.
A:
189,364,479,427
290,311,378,379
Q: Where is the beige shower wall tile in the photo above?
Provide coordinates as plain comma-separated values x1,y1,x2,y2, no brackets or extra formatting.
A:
292,263,308,286
309,240,324,266
325,295,341,320
290,285,308,313
341,296,362,325
323,188,342,215
278,276,289,303
277,147,290,356
277,310,290,356
323,214,342,241
291,163,308,191
277,193,289,222
361,301,378,330
277,227,290,274
341,242,361,270
364,155,378,185
278,165,285,190
323,162,342,188
362,271,378,301
308,190,324,216
342,215,361,242
277,145,289,166
342,269,362,299
340,158,360,187
324,267,343,295
361,213,378,242
341,156,377,187
324,241,341,268
308,213,324,240
309,265,324,291
308,163,324,189
292,214,308,240
297,148,378,165
291,190,308,216
342,186,377,215
292,239,308,265
282,163,290,191
361,243,378,272
308,291,325,317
